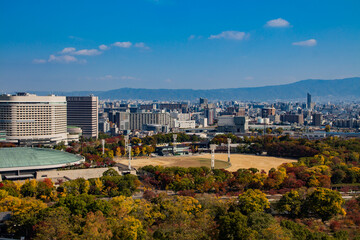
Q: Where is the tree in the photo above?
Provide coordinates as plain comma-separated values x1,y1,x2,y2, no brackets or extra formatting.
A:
304,187,345,221
115,147,122,157
146,146,155,155
20,179,37,197
325,125,331,132
109,215,146,240
134,147,141,156
277,190,303,218
237,189,270,215
218,210,257,240
141,146,147,156
0,196,47,238
103,168,120,177
82,211,113,240
34,207,75,240
248,212,291,240
131,137,142,145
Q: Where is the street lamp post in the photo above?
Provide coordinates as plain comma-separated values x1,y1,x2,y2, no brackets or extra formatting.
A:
227,138,231,163
210,144,217,170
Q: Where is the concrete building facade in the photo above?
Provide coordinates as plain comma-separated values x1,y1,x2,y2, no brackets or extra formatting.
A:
129,112,172,130
0,93,67,145
217,116,248,133
66,96,98,139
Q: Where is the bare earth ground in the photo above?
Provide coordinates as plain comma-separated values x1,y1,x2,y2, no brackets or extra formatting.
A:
115,154,297,172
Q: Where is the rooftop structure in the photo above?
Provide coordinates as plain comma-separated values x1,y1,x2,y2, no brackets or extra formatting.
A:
0,147,84,179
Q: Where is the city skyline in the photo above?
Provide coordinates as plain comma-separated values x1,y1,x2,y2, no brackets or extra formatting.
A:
0,0,359,92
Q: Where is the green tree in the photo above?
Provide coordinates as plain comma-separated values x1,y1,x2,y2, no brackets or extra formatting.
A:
131,137,142,145
304,187,345,221
325,125,331,132
237,189,270,215
277,190,303,218
218,210,257,240
20,180,37,197
0,196,47,238
103,168,120,177
34,207,75,240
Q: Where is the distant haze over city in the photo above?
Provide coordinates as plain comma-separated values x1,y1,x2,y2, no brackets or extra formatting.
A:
1,1,359,92
28,77,360,101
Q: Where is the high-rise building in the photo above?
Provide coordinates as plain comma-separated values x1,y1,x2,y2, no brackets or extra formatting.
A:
129,112,172,130
307,93,312,110
0,93,67,145
217,116,248,133
199,98,208,106
280,113,304,125
313,113,322,126
204,108,215,125
66,96,99,139
115,111,130,130
261,107,276,118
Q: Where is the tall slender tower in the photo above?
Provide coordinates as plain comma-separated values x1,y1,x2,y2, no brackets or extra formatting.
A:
307,93,312,110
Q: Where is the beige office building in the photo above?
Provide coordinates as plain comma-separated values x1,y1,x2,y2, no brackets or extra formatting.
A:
0,93,67,145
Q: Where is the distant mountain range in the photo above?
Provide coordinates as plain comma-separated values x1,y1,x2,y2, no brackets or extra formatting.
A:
32,77,360,101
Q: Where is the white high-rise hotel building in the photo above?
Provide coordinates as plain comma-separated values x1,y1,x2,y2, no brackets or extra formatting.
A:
0,93,67,144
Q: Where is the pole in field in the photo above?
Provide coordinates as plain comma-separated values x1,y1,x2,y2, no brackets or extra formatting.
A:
173,134,177,155
210,144,217,170
124,135,129,154
128,145,132,170
101,139,105,155
227,138,231,163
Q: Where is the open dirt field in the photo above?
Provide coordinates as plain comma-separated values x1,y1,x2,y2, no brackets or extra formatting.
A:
115,154,297,172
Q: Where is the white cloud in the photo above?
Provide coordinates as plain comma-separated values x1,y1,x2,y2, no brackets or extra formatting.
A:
61,47,76,54
99,44,109,50
209,31,249,40
32,59,47,64
292,39,317,47
73,49,102,56
112,41,132,48
134,42,150,50
188,35,202,40
265,18,290,28
48,54,78,63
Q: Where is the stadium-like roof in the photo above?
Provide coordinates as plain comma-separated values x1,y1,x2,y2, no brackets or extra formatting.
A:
0,147,84,171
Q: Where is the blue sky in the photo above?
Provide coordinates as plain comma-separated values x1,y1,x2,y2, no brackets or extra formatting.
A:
0,0,359,92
